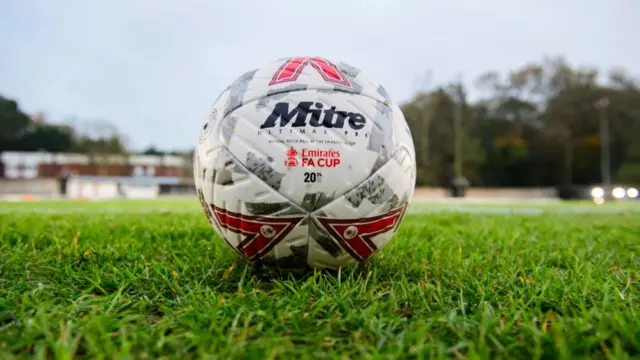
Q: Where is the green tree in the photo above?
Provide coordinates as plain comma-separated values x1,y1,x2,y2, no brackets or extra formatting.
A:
401,83,485,187
14,123,75,152
0,95,32,151
142,146,165,156
401,92,437,185
473,56,640,187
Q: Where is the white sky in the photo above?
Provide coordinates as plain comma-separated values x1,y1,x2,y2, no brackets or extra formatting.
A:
1,0,638,150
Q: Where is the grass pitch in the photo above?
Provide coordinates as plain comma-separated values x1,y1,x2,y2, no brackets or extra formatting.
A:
0,200,639,359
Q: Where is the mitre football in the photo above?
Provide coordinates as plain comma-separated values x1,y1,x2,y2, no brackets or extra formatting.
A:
194,56,416,270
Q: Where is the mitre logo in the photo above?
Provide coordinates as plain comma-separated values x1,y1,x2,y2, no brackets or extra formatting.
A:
258,102,369,138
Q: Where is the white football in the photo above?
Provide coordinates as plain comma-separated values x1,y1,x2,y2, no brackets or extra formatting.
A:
194,56,416,270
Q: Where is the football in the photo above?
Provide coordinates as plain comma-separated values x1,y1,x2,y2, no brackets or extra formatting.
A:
194,56,416,270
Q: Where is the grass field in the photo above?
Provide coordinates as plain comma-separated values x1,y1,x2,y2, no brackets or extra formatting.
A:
1,199,639,359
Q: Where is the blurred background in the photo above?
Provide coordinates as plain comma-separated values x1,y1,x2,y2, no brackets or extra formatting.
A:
1,0,638,203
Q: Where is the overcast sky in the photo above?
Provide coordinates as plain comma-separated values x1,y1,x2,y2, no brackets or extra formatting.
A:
1,0,638,151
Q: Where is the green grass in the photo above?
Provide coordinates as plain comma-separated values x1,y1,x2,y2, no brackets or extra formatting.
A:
0,200,639,359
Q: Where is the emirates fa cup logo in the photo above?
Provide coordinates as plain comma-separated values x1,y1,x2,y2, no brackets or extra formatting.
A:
284,147,298,167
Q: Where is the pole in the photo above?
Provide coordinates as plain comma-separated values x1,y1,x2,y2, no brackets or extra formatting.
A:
454,100,463,178
453,81,463,179
597,98,612,195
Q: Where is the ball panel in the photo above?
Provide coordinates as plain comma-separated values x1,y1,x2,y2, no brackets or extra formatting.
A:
307,148,415,269
195,146,308,262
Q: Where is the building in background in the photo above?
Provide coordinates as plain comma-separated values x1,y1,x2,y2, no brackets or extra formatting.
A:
0,151,195,200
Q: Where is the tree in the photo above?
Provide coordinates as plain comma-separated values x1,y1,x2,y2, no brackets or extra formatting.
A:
446,79,485,186
400,56,640,189
71,119,127,155
14,123,75,153
472,57,639,188
401,92,437,185
401,83,485,187
142,146,165,156
0,95,32,152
